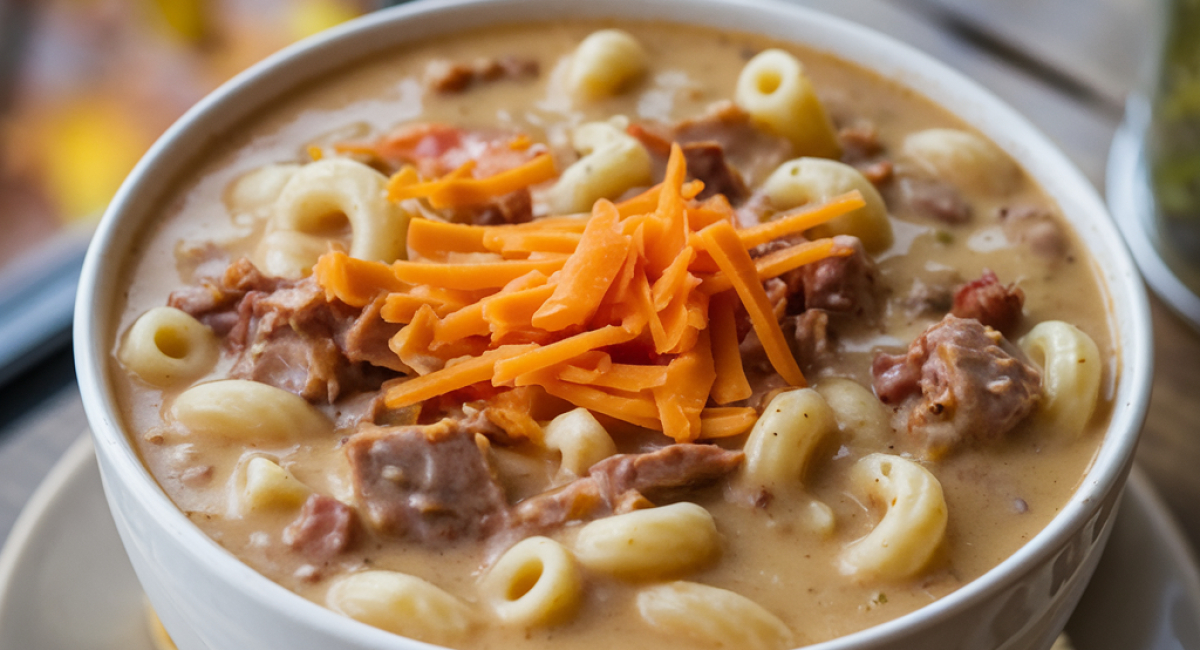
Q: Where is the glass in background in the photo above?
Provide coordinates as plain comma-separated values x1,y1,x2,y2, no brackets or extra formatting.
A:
1146,0,1200,295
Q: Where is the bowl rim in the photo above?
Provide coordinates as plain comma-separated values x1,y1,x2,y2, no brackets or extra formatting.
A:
74,0,1154,648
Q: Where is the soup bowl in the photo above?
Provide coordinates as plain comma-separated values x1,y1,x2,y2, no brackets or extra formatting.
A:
74,0,1153,648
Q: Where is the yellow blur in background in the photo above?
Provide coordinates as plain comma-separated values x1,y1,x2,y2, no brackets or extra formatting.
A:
0,0,369,263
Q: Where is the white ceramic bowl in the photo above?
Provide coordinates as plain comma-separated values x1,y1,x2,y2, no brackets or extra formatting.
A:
74,1,1154,648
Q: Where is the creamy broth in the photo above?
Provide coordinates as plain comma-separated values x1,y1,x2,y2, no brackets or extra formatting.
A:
111,20,1114,649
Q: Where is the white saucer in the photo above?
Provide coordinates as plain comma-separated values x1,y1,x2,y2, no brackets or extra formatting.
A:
1,436,1198,650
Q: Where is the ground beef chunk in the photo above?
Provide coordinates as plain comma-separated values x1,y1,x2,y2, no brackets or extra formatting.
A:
801,235,880,317
872,315,1042,456
513,444,743,530
283,495,357,561
998,205,1068,260
345,420,510,543
425,56,539,93
951,270,1024,335
896,176,971,224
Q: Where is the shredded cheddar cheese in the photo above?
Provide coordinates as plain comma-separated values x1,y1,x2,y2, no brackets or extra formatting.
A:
314,144,864,441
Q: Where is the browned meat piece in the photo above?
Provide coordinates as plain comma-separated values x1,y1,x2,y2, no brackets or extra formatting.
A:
283,495,357,561
899,177,972,224
951,270,1025,334
682,142,749,203
426,56,539,93
345,421,510,543
225,277,364,402
629,101,790,200
838,122,883,162
627,125,750,203
998,205,1068,260
837,122,894,186
903,279,954,319
858,159,894,185
172,259,403,403
338,297,406,372
593,444,744,499
801,235,880,317
513,444,743,530
673,102,793,185
872,315,1042,456
790,308,833,369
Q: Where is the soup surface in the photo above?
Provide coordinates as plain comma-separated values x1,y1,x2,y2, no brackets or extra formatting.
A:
110,20,1116,650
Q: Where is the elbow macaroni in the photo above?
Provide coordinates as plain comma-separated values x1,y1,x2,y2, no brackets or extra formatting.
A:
547,119,653,214
740,388,836,492
119,307,219,387
573,502,720,579
901,128,1019,195
170,379,330,442
542,407,617,479
839,454,947,581
328,571,476,645
735,48,840,159
225,163,301,216
637,581,795,650
480,536,582,627
1019,320,1102,438
237,456,313,513
814,377,892,447
258,158,409,278
761,157,893,252
566,29,648,100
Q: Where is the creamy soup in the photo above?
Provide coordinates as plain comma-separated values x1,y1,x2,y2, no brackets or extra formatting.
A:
110,20,1115,650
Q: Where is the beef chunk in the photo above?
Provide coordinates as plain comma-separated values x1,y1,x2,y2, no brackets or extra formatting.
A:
838,122,883,162
338,297,406,372
681,142,749,203
951,270,1024,335
345,421,510,543
801,235,880,317
872,315,1041,456
283,495,357,561
513,444,743,530
899,177,972,224
629,101,792,200
998,205,1068,260
903,279,954,319
837,122,894,185
170,259,401,402
673,102,793,186
627,124,749,203
426,56,539,93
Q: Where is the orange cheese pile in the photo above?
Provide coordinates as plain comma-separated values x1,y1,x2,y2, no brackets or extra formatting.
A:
315,144,864,442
